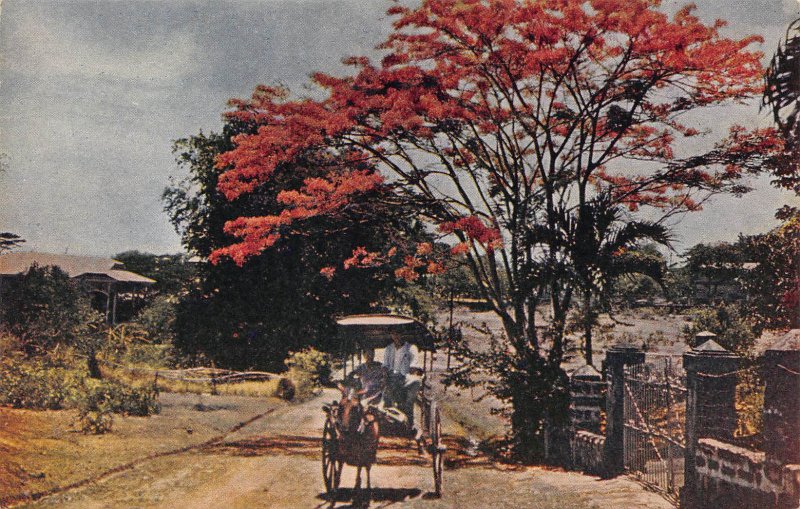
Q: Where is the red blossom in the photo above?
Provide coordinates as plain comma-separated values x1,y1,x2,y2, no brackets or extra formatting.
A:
320,266,337,280
439,216,502,247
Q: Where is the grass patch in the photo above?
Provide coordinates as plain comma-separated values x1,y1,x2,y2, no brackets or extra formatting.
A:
99,363,280,398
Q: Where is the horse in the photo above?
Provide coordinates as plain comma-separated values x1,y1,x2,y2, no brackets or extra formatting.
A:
334,383,380,504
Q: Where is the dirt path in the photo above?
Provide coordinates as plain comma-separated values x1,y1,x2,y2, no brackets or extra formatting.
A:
21,388,673,509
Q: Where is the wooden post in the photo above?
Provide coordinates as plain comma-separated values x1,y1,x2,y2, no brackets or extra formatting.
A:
111,289,118,325
105,283,112,324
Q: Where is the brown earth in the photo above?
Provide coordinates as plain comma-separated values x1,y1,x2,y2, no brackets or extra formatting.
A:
4,388,672,509
1,392,281,505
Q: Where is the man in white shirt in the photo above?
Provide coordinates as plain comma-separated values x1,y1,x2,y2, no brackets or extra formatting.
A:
383,332,421,427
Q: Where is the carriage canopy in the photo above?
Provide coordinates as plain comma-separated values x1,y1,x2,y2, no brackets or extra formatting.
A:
336,314,436,352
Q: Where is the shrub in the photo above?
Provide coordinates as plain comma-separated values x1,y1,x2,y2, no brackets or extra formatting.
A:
284,347,332,400
285,347,332,386
0,356,82,410
0,355,159,434
275,377,296,401
75,379,159,434
123,344,176,369
80,379,160,417
133,295,177,343
0,332,21,358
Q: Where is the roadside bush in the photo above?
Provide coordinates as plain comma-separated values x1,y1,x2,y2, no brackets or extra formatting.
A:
76,379,159,434
275,377,296,401
123,343,176,369
284,347,332,400
0,355,159,434
80,379,159,417
0,356,82,410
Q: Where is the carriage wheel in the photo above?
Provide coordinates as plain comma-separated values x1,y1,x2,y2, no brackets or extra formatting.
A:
430,405,444,497
322,417,341,497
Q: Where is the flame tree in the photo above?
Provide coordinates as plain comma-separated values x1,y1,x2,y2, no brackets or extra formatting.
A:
213,0,780,456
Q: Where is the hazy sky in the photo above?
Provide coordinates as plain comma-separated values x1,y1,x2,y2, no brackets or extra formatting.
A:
1,0,799,257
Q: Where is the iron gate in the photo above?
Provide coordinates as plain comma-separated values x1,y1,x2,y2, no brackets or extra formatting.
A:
623,358,686,504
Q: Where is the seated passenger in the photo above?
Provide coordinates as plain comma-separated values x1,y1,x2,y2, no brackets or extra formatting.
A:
383,332,422,427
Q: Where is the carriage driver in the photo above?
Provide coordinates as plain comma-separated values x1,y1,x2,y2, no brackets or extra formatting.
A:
383,331,422,428
344,347,387,406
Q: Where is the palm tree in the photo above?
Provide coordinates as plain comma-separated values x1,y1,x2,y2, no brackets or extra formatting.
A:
0,232,24,253
566,194,672,365
765,18,800,136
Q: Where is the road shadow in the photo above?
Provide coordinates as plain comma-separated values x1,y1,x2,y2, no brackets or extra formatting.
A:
317,487,422,508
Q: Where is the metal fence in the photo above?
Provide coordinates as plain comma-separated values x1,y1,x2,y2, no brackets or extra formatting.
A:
623,359,686,504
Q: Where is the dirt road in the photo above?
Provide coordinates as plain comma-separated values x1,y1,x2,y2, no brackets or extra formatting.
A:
21,387,673,509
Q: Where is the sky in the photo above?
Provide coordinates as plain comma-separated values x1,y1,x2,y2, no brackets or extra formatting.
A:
0,0,799,257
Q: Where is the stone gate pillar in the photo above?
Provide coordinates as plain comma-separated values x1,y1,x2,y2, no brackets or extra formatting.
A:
763,349,800,466
570,363,604,434
682,340,740,508
602,345,644,477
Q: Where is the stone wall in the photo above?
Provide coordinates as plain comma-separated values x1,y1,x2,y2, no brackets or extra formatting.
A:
571,430,606,476
695,438,800,509
561,344,800,508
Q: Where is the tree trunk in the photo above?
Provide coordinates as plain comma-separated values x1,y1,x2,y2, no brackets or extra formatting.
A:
583,288,593,366
87,351,102,379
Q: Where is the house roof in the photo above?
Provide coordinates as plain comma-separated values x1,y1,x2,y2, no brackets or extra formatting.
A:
0,252,155,284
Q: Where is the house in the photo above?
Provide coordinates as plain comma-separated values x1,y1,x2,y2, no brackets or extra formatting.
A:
0,252,155,324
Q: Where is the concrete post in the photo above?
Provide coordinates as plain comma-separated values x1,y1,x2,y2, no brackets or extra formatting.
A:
602,345,644,477
682,340,740,508
763,349,800,466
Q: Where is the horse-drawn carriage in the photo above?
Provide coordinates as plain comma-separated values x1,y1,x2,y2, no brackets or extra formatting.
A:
322,314,445,502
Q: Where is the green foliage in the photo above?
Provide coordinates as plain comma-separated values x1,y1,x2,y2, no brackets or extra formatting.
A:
610,245,668,307
78,405,114,434
738,214,800,330
663,266,694,305
382,282,439,325
429,260,483,300
77,380,159,434
133,295,177,343
123,344,176,369
285,347,332,393
0,264,84,352
684,242,747,303
0,353,159,434
444,327,570,462
0,332,22,358
164,123,424,370
0,355,83,410
80,378,159,417
683,304,756,354
113,251,195,296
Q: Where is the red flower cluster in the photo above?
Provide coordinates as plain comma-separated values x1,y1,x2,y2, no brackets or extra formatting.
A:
439,216,502,249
